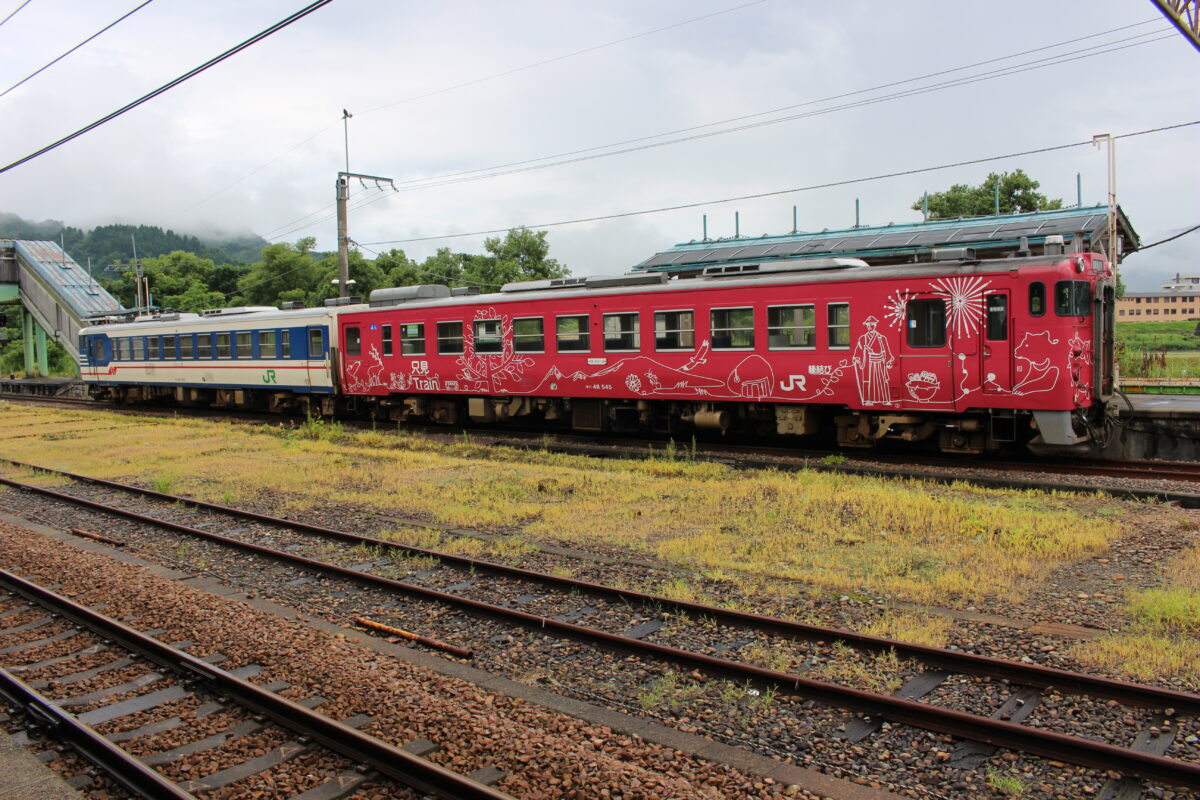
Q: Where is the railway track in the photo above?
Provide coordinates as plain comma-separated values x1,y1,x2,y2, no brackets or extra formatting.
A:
5,391,1200,506
0,569,513,800
3,461,1199,793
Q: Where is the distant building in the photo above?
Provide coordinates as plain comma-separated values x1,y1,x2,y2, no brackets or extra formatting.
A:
1117,273,1200,321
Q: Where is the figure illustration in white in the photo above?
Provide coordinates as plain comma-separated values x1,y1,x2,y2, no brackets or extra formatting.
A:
852,316,893,405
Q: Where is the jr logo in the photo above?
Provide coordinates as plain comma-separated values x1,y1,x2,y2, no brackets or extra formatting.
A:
778,374,807,392
262,369,277,384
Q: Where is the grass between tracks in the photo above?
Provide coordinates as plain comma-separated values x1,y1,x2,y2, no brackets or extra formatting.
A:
1074,543,1200,688
0,405,1123,612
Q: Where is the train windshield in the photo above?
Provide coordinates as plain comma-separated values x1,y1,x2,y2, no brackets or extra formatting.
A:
1054,281,1091,317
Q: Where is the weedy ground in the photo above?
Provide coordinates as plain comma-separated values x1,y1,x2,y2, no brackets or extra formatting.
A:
0,405,1124,613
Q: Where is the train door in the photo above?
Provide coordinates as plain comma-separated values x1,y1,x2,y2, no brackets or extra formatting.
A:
981,290,1012,394
899,295,954,404
306,326,327,389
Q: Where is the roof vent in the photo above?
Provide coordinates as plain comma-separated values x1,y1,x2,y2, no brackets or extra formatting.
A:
451,286,480,296
585,273,667,289
500,276,586,293
931,247,977,262
701,257,867,278
1043,235,1065,256
281,301,306,310
368,284,451,308
201,306,277,317
323,296,362,307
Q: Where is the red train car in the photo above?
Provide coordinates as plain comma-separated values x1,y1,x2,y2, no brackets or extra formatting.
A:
335,250,1116,453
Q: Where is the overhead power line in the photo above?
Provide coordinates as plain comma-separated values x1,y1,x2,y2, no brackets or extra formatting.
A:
1135,222,1200,251
265,22,1170,243
358,121,1200,247
0,0,32,28
0,0,335,176
160,0,767,224
0,0,155,100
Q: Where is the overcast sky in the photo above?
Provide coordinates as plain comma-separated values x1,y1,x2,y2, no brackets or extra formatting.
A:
1,0,1196,291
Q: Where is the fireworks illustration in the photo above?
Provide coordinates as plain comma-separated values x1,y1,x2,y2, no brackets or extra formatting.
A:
883,289,913,329
930,275,991,338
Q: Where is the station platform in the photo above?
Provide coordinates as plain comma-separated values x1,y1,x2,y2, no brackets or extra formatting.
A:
1127,393,1200,418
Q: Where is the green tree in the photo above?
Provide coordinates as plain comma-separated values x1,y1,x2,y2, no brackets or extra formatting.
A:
463,227,567,288
913,170,1064,220
103,251,242,312
236,238,322,306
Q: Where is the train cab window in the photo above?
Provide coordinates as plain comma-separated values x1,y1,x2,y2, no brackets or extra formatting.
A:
906,299,946,348
133,337,146,360
1028,282,1046,317
197,334,212,359
827,303,851,349
513,318,544,353
259,330,276,358
401,323,425,355
556,315,590,352
235,332,251,358
345,326,362,357
1054,280,1092,317
163,336,176,359
147,337,160,359
308,328,324,358
653,310,694,351
437,321,464,355
986,294,1008,341
711,307,754,350
381,325,393,356
180,335,193,359
216,333,231,359
767,305,815,349
280,330,291,358
474,319,502,353
603,313,639,352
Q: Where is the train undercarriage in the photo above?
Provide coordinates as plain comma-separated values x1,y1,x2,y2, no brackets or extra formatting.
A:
89,381,1105,454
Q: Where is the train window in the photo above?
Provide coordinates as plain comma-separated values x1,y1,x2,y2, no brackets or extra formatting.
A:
345,326,362,357
906,299,946,348
235,332,251,358
148,337,160,359
133,337,146,360
216,333,231,359
180,335,193,359
308,328,324,358
259,330,276,358
381,325,393,357
513,318,544,353
827,303,851,349
767,305,815,349
280,330,291,358
986,294,1008,341
163,336,176,359
603,313,640,352
197,334,213,359
474,319,502,353
401,323,425,355
437,321,464,354
1054,280,1091,317
654,310,694,351
556,315,590,352
1029,282,1046,317
711,308,754,350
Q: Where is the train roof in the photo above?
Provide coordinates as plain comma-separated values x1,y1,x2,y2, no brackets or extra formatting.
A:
632,205,1138,276
80,303,357,334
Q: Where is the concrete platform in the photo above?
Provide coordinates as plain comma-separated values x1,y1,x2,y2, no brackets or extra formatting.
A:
0,728,82,800
1122,393,1200,460
1128,393,1200,418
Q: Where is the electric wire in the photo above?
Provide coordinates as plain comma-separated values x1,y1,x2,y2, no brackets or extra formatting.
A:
0,0,154,100
0,0,336,176
266,26,1172,243
357,120,1200,247
159,0,767,224
1134,222,1200,251
0,0,31,28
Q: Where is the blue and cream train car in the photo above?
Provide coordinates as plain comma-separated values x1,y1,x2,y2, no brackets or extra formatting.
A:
79,305,344,413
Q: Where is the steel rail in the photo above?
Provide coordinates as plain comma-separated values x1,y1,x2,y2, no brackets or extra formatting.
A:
0,570,515,800
4,461,1199,715
4,478,1200,787
0,666,198,800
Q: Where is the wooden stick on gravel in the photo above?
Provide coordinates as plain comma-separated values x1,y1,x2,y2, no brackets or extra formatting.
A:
355,616,473,659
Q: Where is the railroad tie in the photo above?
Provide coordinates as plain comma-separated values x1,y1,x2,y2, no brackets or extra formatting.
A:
1095,713,1179,800
839,670,951,742
946,686,1043,768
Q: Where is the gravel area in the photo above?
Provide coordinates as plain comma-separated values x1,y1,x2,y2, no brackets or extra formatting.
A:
0,518,817,800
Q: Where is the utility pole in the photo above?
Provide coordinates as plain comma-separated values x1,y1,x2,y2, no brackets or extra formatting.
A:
333,109,395,299
1092,134,1118,267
